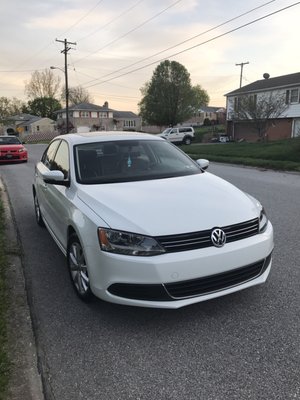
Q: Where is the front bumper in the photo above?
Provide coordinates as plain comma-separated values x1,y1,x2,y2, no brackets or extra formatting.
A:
87,222,274,308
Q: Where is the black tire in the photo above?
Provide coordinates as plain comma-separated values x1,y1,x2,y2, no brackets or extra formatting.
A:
183,136,192,145
67,233,93,302
33,193,45,227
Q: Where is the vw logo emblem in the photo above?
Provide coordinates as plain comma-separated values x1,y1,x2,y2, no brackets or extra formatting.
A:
211,228,226,248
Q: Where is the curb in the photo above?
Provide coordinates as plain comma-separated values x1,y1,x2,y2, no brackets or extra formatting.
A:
0,179,45,400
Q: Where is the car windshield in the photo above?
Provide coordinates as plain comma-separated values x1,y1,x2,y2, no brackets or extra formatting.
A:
162,128,172,134
0,136,21,145
74,139,201,184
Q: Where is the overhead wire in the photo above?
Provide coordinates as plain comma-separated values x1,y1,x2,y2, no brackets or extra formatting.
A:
76,0,145,42
82,1,300,89
73,0,184,64
78,0,277,86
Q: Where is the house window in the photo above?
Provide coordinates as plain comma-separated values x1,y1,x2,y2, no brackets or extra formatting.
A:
286,89,299,104
290,89,299,103
37,126,40,131
249,94,257,107
123,120,136,128
99,112,107,118
80,111,90,118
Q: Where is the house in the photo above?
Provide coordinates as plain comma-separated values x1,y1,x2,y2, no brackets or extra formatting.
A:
184,106,226,127
55,102,142,133
2,113,56,138
225,72,300,141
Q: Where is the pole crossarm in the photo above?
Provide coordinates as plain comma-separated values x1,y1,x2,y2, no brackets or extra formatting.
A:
236,61,249,88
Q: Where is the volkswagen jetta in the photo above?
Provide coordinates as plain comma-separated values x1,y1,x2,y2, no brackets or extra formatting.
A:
33,132,273,308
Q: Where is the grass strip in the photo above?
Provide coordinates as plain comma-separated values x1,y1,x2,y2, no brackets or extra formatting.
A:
0,193,10,399
181,139,300,172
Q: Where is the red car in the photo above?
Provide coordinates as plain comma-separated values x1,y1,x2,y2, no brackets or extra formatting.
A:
0,135,28,163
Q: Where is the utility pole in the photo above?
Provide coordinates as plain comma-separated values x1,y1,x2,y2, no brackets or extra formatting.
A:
235,61,249,88
55,38,76,133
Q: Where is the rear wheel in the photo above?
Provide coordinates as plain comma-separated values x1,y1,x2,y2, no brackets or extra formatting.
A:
67,234,93,302
33,193,45,227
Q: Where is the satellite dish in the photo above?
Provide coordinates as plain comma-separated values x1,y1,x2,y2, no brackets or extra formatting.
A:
263,73,270,79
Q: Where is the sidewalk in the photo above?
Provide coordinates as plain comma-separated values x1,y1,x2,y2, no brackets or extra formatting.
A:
1,179,44,400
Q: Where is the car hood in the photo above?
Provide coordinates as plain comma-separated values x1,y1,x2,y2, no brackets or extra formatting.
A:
76,172,261,236
0,144,24,151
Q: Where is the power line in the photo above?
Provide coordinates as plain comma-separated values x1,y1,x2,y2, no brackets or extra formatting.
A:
77,0,145,42
74,0,184,64
79,0,276,86
2,0,106,74
83,1,300,89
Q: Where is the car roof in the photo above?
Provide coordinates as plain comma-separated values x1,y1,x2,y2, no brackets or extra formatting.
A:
53,131,163,145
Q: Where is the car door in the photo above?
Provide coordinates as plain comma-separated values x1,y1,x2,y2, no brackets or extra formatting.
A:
36,140,61,227
168,128,180,143
43,140,71,251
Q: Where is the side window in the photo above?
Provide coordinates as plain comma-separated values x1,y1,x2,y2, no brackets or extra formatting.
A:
42,140,61,169
52,141,69,179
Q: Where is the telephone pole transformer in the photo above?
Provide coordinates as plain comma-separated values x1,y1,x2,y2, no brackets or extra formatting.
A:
55,38,77,133
236,61,249,88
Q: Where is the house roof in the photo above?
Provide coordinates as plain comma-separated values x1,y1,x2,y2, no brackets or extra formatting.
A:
225,72,300,97
112,110,139,119
9,113,39,122
56,102,112,113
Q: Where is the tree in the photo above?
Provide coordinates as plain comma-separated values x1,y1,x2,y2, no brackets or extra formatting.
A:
24,97,62,120
232,92,287,139
190,84,210,111
0,97,26,122
139,60,199,126
25,69,61,100
62,86,93,105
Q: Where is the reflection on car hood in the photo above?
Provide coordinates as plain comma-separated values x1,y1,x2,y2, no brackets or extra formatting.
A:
77,172,260,236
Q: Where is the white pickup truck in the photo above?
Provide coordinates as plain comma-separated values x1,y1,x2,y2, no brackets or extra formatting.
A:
158,127,195,145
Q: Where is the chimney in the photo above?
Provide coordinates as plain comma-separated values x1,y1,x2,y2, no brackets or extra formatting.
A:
103,101,109,108
263,73,270,79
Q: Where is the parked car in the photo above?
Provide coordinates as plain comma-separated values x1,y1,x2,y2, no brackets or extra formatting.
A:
219,135,230,143
33,132,273,309
158,126,194,145
0,135,28,163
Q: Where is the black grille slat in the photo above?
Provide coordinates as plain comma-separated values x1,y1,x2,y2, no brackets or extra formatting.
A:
156,218,259,253
165,259,265,298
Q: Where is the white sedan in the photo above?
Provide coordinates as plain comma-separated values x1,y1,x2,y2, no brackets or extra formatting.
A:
33,132,273,308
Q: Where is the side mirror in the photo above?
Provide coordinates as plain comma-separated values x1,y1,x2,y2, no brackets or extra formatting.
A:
41,170,69,186
196,159,209,170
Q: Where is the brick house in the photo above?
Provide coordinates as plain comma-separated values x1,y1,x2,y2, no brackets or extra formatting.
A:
225,72,300,141
55,102,142,133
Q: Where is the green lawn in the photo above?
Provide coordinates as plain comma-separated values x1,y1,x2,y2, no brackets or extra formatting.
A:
0,195,10,399
181,138,300,172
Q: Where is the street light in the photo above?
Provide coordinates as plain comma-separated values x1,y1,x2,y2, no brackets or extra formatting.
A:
50,65,69,134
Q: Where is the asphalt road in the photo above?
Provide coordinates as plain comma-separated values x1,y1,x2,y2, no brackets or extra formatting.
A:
1,144,299,400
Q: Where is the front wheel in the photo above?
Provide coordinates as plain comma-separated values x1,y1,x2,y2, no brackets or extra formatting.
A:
67,233,93,302
33,193,45,227
183,136,192,145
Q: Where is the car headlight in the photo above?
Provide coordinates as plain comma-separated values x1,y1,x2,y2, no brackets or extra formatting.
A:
98,228,165,256
18,148,25,153
259,208,268,232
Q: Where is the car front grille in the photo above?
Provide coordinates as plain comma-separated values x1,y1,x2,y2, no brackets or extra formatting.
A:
165,254,271,299
0,150,20,160
155,218,259,253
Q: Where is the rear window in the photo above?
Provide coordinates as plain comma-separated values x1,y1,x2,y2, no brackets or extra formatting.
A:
74,139,201,184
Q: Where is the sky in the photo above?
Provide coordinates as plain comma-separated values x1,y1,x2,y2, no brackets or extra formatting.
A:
1,0,300,113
